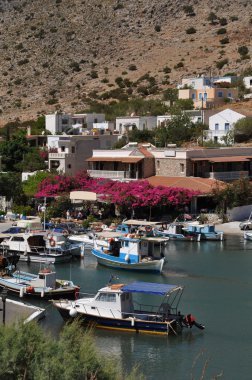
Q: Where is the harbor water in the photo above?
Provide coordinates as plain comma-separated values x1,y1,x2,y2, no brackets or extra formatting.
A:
12,235,252,380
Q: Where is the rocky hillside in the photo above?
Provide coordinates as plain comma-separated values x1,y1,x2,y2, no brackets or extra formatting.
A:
0,0,252,125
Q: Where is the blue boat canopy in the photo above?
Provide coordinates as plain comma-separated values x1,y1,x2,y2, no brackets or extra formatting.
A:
121,281,182,295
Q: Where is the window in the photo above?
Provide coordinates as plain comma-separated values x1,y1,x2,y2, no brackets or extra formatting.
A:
12,236,24,242
180,163,185,173
192,93,196,100
250,79,252,86
61,146,65,152
199,93,202,100
217,91,223,98
224,123,230,131
67,164,71,169
96,293,116,302
157,160,160,169
228,93,232,98
203,92,207,100
215,123,219,131
71,146,75,153
62,119,68,125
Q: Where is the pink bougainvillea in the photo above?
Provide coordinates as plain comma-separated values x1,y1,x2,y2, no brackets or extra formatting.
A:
35,171,200,208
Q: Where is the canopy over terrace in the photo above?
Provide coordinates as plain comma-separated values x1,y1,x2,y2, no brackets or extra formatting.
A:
190,156,252,180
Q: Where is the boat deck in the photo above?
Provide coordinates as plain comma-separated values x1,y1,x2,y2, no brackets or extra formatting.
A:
0,299,45,325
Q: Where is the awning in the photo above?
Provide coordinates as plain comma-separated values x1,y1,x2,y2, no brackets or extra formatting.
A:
70,191,97,201
87,157,143,163
124,219,160,226
191,156,252,163
121,281,182,295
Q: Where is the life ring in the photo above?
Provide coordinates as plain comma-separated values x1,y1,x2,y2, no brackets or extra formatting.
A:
50,238,56,247
145,226,152,233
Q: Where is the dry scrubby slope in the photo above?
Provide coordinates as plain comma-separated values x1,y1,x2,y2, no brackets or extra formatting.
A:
0,0,252,125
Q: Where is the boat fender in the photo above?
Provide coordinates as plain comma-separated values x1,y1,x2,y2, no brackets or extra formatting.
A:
50,237,56,247
145,226,152,233
19,287,24,298
69,307,78,317
125,254,130,263
41,289,45,298
129,317,135,326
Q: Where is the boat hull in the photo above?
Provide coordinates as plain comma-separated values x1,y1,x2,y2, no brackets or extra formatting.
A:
92,249,165,272
55,305,180,335
17,252,72,264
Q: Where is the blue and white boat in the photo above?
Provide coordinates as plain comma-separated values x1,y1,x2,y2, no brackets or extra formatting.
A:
183,224,224,241
0,267,80,299
91,235,167,273
52,280,205,335
154,223,201,241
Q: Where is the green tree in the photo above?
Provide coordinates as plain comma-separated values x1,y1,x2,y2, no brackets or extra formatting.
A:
0,131,29,171
23,171,51,197
0,320,144,380
15,149,47,172
154,111,194,147
163,88,178,105
233,117,252,142
0,172,24,202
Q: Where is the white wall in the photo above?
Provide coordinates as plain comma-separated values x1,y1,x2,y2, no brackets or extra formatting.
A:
243,76,252,90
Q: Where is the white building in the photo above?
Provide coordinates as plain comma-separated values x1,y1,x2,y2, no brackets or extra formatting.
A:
45,112,106,134
178,75,238,89
207,109,245,143
243,76,252,90
115,116,157,134
47,134,119,175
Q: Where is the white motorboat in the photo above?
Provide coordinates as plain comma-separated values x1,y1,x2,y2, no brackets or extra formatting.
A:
0,232,78,263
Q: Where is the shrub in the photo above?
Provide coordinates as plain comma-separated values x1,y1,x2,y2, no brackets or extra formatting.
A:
183,5,195,15
238,45,249,57
174,61,184,69
217,28,227,35
90,70,98,79
220,37,229,45
128,64,137,71
219,17,227,26
186,27,196,34
216,58,229,69
230,16,238,21
17,58,29,65
154,24,161,32
207,12,218,24
163,66,171,74
69,61,81,72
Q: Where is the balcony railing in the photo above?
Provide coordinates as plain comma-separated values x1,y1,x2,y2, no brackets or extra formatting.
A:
87,170,131,179
208,171,249,181
49,153,73,159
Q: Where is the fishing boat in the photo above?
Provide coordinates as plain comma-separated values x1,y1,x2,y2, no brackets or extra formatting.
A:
0,232,77,263
183,224,224,241
52,280,205,335
91,235,167,272
154,223,201,241
0,267,80,299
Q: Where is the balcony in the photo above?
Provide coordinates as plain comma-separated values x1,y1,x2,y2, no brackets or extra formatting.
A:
209,171,249,181
87,170,131,179
49,153,73,159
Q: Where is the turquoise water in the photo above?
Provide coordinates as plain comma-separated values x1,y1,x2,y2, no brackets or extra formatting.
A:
17,235,252,380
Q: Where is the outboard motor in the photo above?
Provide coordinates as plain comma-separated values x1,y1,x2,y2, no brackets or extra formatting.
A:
183,314,205,330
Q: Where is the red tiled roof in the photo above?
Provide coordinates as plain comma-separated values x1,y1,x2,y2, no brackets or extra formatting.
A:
87,157,143,163
147,176,225,194
137,146,154,158
190,156,252,163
